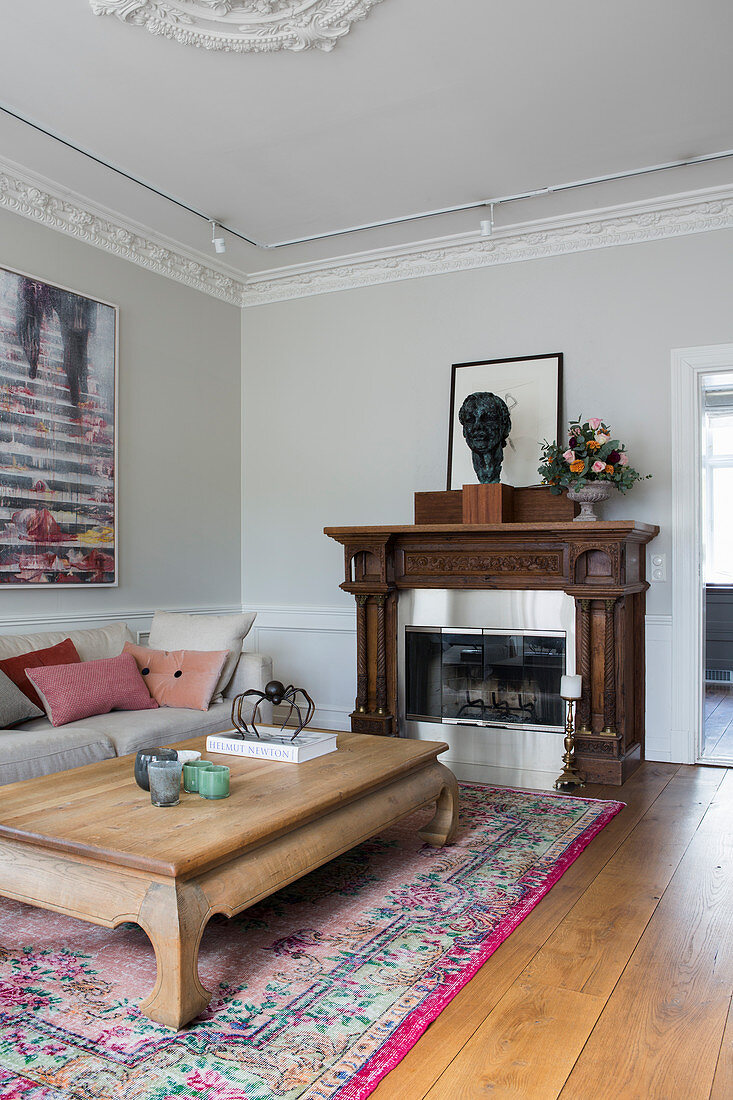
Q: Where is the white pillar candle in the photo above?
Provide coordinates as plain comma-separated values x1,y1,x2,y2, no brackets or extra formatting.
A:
560,674,582,700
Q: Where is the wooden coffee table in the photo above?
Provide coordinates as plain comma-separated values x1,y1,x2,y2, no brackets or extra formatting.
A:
0,731,457,1029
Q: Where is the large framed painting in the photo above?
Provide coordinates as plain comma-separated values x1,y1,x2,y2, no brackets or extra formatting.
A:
447,353,562,489
0,266,118,586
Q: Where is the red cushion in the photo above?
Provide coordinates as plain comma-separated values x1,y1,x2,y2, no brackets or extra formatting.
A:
0,638,81,710
25,653,158,727
123,642,229,711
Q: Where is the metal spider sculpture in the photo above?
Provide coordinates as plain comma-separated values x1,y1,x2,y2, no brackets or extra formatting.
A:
230,679,316,741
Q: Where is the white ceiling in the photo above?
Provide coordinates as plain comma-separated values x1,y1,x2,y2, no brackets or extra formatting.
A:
1,0,732,276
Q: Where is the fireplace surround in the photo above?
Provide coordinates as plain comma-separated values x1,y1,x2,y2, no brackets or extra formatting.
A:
325,508,659,785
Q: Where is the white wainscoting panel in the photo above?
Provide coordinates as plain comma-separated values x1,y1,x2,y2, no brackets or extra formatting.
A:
244,604,356,731
0,600,673,759
0,605,243,642
244,605,675,761
645,615,673,762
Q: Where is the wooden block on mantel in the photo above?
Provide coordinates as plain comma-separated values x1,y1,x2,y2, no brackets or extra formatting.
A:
414,485,579,524
414,490,463,524
462,483,514,523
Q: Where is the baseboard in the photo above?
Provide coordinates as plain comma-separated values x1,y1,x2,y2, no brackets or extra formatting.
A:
644,746,673,762
272,701,351,732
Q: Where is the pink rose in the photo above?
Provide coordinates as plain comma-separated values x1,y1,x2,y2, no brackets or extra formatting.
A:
617,453,629,466
595,431,610,444
592,460,605,473
587,417,603,430
563,450,575,463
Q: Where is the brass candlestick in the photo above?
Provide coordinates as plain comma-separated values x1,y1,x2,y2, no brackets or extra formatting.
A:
554,697,585,791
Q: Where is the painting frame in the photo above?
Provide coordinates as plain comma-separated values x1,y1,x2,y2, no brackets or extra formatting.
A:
0,262,119,588
447,353,563,490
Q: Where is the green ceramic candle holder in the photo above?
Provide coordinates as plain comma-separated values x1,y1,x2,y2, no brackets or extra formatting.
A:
182,760,214,793
198,764,230,800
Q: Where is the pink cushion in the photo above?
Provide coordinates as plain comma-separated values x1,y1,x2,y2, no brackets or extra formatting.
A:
26,653,158,727
123,643,229,711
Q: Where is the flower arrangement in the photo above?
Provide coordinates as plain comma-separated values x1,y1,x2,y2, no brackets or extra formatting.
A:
538,417,649,494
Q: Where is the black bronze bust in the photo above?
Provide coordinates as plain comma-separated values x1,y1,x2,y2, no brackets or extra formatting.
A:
458,391,512,484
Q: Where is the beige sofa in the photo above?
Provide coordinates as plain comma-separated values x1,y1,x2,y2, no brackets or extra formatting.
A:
0,621,272,785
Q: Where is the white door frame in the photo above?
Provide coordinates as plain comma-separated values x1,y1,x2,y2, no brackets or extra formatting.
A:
671,344,733,763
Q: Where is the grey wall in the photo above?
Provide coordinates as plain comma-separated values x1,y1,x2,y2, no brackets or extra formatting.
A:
0,208,243,622
243,228,733,617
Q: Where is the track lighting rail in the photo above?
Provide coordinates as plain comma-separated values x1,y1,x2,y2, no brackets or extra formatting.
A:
2,101,732,254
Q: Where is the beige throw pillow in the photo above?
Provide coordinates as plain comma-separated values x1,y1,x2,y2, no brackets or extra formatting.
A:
147,610,256,702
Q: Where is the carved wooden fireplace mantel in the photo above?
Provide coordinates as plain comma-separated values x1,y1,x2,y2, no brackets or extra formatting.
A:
324,519,659,785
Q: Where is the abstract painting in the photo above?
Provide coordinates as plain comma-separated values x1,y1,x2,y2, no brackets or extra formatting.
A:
0,266,117,586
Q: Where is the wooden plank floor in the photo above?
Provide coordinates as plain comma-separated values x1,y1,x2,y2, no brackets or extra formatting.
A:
371,762,733,1100
703,686,733,760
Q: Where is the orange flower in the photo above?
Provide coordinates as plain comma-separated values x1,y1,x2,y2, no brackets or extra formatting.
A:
605,464,615,474
586,440,600,451
570,460,585,474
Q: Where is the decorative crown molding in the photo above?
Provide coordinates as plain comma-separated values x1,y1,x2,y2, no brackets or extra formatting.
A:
90,0,385,53
2,154,732,310
242,186,733,305
0,156,247,306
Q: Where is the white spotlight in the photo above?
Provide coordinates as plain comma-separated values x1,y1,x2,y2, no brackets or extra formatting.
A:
210,221,226,254
480,203,495,238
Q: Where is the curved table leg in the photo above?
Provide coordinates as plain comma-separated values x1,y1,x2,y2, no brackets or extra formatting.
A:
138,880,212,1029
419,763,460,847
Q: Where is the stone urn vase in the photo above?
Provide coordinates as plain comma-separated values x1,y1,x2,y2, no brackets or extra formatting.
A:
567,482,614,521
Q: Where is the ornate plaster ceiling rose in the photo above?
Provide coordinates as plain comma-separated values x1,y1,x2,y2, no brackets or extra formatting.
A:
90,1,385,53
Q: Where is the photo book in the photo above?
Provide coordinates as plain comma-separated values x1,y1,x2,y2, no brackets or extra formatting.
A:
206,727,338,764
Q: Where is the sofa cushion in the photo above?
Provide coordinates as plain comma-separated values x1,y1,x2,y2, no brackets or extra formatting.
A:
123,642,229,711
148,610,256,702
48,699,244,759
0,638,81,709
0,723,116,786
27,653,159,728
0,622,134,663
0,670,43,726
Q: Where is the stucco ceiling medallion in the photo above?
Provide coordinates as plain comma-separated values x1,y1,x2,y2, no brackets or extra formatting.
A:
90,1,385,52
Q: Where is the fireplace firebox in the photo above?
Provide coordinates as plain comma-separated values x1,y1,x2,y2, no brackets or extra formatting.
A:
406,629,565,732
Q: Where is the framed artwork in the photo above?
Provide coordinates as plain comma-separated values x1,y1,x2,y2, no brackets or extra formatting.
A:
0,265,118,586
447,353,562,489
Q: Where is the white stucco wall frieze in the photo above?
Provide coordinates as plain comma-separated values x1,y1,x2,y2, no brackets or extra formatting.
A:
90,0,385,53
0,158,247,305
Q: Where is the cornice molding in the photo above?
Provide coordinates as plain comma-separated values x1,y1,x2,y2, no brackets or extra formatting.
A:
1,155,732,309
90,0,385,53
0,156,247,305
243,186,733,305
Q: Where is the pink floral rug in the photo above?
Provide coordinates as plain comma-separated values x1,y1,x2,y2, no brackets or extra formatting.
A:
0,784,622,1100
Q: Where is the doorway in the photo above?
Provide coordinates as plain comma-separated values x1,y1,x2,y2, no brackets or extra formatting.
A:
671,345,733,768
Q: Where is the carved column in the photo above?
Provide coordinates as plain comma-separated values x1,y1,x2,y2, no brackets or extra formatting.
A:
578,598,592,733
375,594,388,715
355,595,369,714
602,598,618,734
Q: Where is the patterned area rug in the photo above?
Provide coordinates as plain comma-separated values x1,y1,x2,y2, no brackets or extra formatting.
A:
0,784,622,1100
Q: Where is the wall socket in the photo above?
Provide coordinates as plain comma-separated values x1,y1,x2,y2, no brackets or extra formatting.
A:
650,553,667,582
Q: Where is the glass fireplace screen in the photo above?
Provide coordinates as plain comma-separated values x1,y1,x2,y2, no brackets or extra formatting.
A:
405,628,566,732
